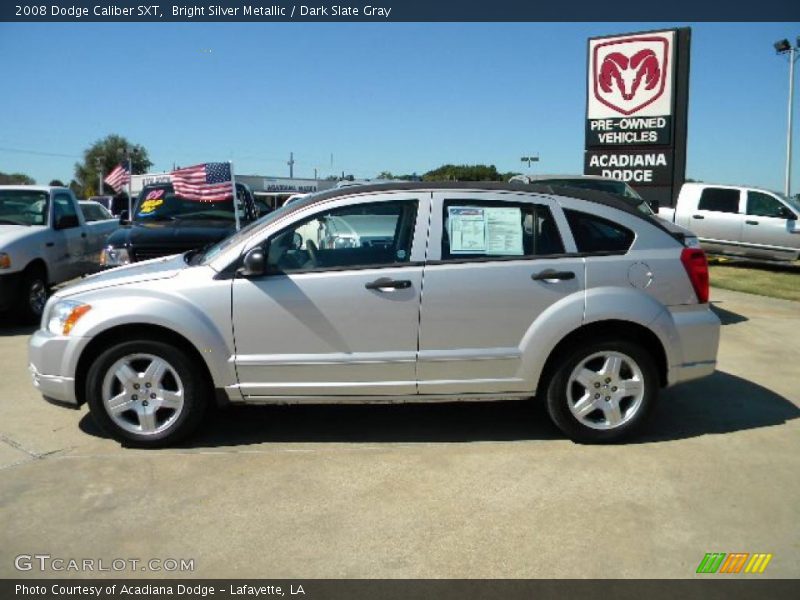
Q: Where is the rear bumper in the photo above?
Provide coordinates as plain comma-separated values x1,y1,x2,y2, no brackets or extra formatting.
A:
661,305,721,386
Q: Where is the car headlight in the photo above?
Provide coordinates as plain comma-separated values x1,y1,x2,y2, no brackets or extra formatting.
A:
0,252,10,269
100,246,130,267
47,300,91,336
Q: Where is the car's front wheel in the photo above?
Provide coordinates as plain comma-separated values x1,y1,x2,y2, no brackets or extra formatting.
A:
86,340,209,447
18,266,48,323
545,339,657,443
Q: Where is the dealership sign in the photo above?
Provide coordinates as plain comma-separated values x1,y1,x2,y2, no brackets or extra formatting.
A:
584,28,690,206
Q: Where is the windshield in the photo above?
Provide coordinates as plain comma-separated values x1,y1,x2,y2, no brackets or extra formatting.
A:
135,185,236,222
0,190,49,226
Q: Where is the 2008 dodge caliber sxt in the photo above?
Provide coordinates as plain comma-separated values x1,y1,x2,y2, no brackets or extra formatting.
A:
29,182,720,447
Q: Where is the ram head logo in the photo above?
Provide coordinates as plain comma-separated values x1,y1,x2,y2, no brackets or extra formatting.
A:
592,36,670,116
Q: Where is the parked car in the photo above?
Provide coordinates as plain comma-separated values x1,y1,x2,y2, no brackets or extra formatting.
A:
0,186,119,321
79,200,115,222
100,181,258,267
29,182,719,447
510,174,655,214
88,195,130,218
659,182,800,262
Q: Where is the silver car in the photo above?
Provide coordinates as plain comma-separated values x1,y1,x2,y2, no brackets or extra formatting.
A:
29,182,720,447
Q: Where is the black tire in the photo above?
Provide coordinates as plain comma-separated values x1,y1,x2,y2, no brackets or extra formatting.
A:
17,265,48,324
544,339,658,443
86,340,209,448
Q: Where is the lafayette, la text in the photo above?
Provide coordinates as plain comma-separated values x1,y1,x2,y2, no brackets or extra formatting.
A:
174,4,392,17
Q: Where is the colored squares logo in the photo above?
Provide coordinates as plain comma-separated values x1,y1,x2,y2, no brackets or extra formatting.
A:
696,553,773,574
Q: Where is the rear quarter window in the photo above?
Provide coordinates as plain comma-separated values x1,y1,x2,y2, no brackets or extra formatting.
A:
564,209,635,254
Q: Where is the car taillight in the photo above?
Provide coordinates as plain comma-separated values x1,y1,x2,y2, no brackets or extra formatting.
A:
680,247,709,304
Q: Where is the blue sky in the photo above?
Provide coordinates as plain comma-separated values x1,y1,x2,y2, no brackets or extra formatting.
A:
0,22,798,193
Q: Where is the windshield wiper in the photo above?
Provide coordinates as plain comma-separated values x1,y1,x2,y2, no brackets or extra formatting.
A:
184,243,213,265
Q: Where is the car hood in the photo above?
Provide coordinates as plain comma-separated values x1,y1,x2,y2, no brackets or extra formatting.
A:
55,253,186,298
0,224,45,246
107,219,237,246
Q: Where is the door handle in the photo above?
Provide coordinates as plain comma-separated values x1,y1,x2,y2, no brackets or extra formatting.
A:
365,277,412,291
745,220,759,225
692,215,705,220
532,270,575,282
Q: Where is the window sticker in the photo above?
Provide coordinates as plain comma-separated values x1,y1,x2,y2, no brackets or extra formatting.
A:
448,207,486,253
485,207,523,255
448,206,524,256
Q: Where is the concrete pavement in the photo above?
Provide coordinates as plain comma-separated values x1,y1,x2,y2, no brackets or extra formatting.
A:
0,288,798,578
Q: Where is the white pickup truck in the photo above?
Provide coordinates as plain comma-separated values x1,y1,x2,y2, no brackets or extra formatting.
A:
0,186,119,321
659,182,800,262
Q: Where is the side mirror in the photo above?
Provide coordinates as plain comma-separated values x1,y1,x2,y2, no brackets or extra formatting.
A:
648,200,660,213
238,247,266,277
55,214,79,230
778,206,796,220
119,210,130,223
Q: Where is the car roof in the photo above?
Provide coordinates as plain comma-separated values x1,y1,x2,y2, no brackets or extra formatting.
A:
0,185,64,192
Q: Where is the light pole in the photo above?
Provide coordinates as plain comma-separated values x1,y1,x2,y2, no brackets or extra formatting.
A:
775,37,799,196
521,154,539,170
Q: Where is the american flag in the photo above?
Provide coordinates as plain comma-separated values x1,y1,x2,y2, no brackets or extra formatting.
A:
103,163,130,192
170,162,233,202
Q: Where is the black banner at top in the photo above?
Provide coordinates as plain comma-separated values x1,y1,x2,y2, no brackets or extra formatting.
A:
1,0,798,22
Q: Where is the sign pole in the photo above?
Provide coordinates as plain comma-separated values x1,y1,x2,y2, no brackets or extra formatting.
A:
230,161,240,231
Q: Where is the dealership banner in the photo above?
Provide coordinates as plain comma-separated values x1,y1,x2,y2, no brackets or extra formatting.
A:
4,579,800,600
584,28,690,207
1,1,796,21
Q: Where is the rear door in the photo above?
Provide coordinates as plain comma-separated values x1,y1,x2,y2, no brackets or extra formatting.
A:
417,192,585,395
50,192,87,282
689,187,744,252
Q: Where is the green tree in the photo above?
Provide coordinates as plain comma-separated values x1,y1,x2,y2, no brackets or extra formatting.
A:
49,179,65,187
68,179,84,198
74,134,152,195
422,164,504,182
0,171,35,185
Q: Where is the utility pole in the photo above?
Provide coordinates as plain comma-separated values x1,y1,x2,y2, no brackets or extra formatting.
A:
775,37,799,196
288,152,295,178
96,157,103,196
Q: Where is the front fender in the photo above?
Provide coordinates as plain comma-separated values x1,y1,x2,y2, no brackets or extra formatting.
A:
60,286,236,391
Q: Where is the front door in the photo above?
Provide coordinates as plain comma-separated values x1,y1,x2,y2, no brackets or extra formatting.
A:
742,190,799,260
231,194,428,399
417,192,585,395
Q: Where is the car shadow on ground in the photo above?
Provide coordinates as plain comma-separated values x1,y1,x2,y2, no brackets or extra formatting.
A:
0,313,37,336
78,371,799,448
709,302,748,326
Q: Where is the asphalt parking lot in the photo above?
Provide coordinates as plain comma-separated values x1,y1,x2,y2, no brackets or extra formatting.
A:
0,287,798,579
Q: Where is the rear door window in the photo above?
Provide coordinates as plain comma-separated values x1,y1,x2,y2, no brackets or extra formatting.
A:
441,200,565,261
698,188,740,213
564,209,635,254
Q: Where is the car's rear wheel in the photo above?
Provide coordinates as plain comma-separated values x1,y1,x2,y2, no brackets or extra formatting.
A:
86,340,209,447
545,339,657,443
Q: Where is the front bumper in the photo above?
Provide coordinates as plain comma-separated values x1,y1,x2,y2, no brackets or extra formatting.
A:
28,328,88,406
662,305,721,386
